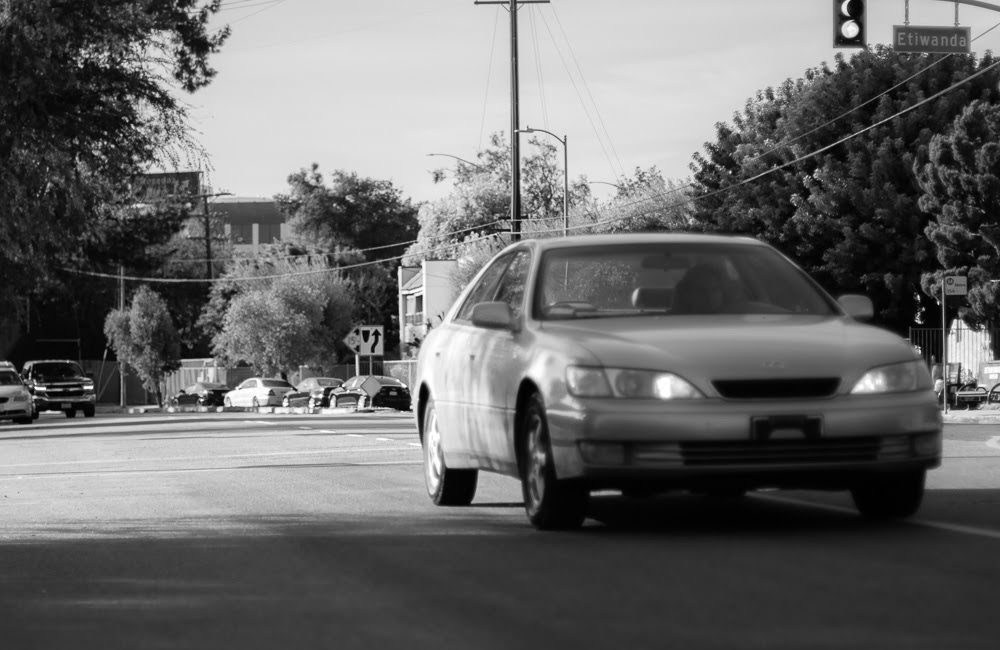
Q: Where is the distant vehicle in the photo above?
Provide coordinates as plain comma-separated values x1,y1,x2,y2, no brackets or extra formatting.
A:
281,377,344,408
21,359,96,418
415,233,943,530
330,375,412,411
0,363,33,424
168,382,231,408
223,377,295,408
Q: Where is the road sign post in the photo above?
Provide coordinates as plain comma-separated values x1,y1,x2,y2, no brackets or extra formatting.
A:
343,325,385,377
941,276,968,414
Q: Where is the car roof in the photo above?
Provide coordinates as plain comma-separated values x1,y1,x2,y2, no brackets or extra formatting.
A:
509,232,766,253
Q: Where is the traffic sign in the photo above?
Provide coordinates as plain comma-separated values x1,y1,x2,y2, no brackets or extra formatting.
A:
343,325,384,356
893,25,970,53
944,276,968,296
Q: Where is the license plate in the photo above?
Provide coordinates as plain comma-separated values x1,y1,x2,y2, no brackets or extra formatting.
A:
751,415,823,441
60,403,71,409
388,390,397,396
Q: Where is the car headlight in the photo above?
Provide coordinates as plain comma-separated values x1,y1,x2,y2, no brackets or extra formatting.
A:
850,360,932,395
567,366,703,400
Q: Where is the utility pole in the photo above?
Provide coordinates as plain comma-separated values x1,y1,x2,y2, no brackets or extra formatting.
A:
475,0,549,241
193,191,233,279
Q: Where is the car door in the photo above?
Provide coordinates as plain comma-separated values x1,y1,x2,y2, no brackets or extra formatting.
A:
236,379,256,406
435,251,515,466
465,249,532,471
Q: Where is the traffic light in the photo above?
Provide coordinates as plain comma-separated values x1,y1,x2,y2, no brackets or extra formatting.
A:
833,0,866,48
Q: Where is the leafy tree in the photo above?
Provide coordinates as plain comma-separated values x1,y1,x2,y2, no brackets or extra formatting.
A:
580,167,694,234
0,0,229,330
210,270,353,376
687,47,1000,334
405,131,591,267
277,165,420,261
914,98,1000,333
201,244,356,372
104,285,182,406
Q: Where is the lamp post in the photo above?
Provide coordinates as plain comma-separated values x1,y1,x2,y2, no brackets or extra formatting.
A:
519,126,568,236
426,152,485,171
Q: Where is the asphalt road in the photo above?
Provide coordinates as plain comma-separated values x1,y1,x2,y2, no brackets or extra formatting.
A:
1,412,998,649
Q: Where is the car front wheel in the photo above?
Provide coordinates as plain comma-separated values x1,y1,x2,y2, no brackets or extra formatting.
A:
851,469,926,520
520,392,588,530
423,397,477,506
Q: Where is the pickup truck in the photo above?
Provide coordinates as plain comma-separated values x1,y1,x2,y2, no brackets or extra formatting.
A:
21,359,96,418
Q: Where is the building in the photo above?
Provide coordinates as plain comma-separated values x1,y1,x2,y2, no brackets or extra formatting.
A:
207,196,291,252
398,260,459,359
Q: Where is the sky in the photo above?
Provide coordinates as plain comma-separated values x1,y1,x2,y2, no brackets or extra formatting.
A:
183,0,1000,205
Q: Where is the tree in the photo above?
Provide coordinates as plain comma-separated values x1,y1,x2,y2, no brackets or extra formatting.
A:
687,47,1000,334
0,0,229,325
202,244,355,373
405,131,590,268
211,271,353,376
277,165,420,261
104,285,182,406
914,99,1000,333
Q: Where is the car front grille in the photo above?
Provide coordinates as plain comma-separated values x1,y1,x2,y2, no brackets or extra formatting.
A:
711,378,840,399
678,437,880,466
44,386,86,397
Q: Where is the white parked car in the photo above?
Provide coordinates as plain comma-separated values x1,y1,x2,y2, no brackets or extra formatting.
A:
223,377,295,408
0,362,33,425
414,233,943,529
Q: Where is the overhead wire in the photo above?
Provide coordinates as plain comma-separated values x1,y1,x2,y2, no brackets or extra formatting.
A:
61,48,1000,285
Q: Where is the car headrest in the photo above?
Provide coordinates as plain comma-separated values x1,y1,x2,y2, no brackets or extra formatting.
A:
631,287,672,310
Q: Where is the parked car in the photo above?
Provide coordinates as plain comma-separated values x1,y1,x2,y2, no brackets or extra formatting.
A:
0,362,33,424
168,382,231,408
282,377,345,408
414,233,943,530
330,375,412,410
223,378,295,408
20,359,96,418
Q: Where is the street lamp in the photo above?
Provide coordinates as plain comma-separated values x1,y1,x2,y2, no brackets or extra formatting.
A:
426,152,485,171
518,126,568,236
588,180,622,191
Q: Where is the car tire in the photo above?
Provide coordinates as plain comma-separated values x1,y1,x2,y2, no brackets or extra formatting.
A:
224,396,232,408
423,397,477,506
15,416,32,425
82,406,95,418
850,469,926,520
520,392,588,530
65,409,76,419
989,383,1000,403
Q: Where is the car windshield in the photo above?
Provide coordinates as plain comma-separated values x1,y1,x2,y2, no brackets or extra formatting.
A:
534,242,838,320
33,362,84,378
0,370,22,385
316,378,340,387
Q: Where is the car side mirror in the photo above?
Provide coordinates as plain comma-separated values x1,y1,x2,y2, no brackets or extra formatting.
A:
470,301,516,330
838,294,874,321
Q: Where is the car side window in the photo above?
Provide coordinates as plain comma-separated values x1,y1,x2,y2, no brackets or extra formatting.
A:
454,252,515,322
493,250,531,320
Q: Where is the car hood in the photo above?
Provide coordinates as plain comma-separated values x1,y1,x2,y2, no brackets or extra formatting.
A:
539,314,917,383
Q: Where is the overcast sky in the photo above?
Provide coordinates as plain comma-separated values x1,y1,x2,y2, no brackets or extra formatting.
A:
184,0,1000,204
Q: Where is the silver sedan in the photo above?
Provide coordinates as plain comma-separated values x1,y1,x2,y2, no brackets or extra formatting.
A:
414,233,942,529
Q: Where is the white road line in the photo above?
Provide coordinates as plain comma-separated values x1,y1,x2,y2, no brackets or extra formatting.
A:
0,446,421,472
757,493,1000,541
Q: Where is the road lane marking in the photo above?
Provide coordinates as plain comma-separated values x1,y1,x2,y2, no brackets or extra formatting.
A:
757,493,1000,541
0,445,422,472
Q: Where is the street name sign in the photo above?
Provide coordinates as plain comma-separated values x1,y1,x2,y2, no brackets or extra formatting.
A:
893,25,971,54
343,325,385,356
944,275,968,296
